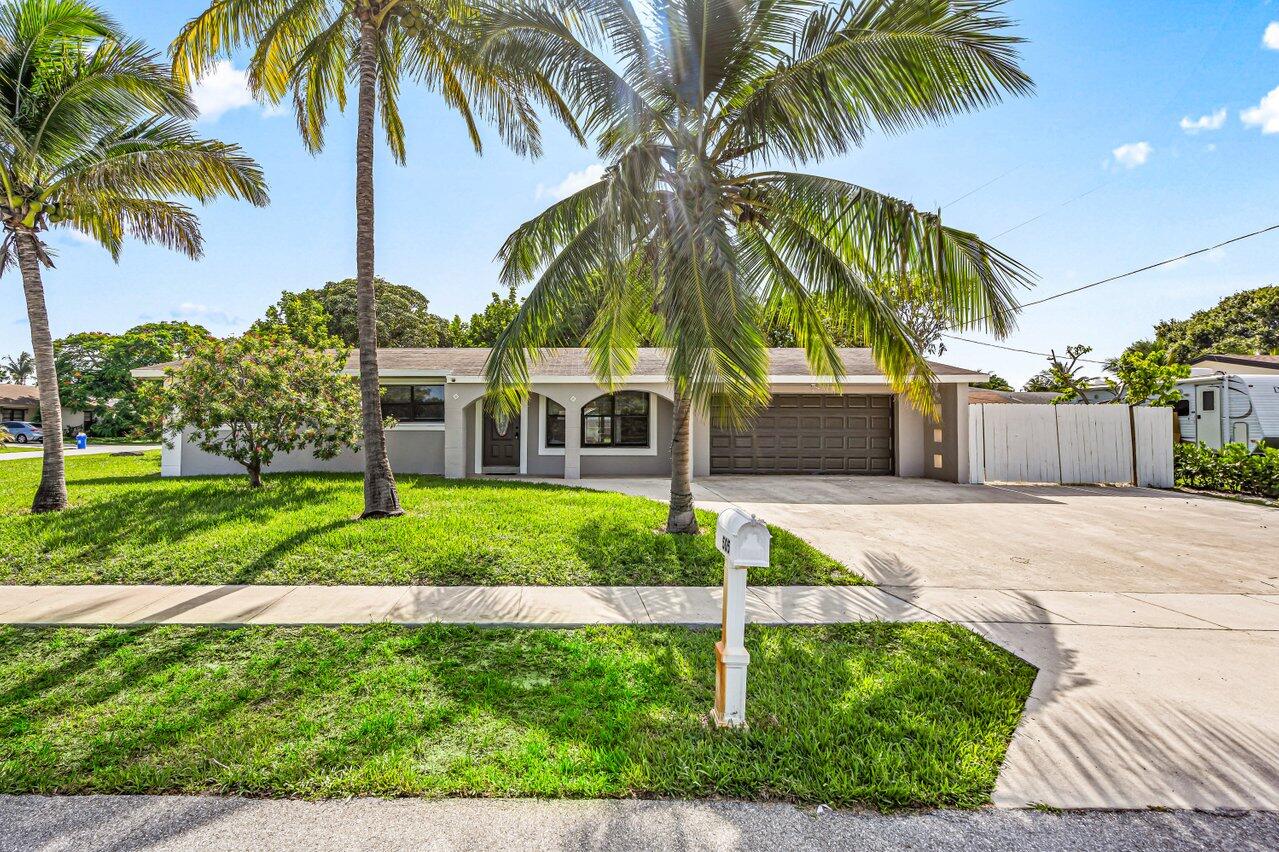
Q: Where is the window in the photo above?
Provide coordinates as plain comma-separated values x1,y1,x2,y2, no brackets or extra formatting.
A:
1201,390,1216,412
583,391,650,447
1174,399,1190,417
545,399,566,447
380,384,444,422
2,413,25,424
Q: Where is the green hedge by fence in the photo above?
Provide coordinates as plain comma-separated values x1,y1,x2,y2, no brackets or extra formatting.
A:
1174,442,1279,499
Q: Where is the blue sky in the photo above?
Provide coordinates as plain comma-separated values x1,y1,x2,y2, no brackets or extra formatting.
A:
4,0,1279,386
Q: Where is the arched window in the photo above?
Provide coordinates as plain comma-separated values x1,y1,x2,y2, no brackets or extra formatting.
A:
545,391,651,448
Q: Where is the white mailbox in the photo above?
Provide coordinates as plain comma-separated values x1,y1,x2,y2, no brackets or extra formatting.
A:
716,509,772,568
713,508,771,728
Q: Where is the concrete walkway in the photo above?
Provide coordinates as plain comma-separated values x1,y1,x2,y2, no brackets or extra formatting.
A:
4,583,1277,630
0,443,159,461
4,796,1277,852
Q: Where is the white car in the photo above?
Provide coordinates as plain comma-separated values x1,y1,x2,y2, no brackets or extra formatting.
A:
1,421,43,444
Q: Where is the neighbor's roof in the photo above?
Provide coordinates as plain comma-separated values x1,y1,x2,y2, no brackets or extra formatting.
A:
0,383,39,406
1189,353,1279,370
134,347,986,382
968,389,1059,405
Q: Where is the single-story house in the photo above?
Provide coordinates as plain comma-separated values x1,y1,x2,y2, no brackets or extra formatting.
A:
1188,353,1279,375
133,347,987,482
0,383,86,433
968,389,1058,405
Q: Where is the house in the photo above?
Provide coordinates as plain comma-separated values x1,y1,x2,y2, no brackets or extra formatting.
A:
0,383,87,433
1079,355,1279,450
968,389,1058,405
134,348,987,482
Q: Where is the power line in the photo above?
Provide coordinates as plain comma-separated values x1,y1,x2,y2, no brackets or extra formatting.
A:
942,221,1279,362
941,332,1110,363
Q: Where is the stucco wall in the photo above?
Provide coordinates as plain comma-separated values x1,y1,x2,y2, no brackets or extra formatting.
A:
173,425,445,477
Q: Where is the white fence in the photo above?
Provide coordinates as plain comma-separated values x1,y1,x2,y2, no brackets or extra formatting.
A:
968,404,1174,487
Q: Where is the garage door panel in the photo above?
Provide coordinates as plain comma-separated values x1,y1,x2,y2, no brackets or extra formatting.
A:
711,394,894,475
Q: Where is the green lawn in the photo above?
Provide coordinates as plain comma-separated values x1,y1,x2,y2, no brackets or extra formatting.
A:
0,452,857,586
0,623,1034,808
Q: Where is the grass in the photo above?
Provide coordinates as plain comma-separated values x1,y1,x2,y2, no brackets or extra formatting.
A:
0,622,1035,808
0,452,856,586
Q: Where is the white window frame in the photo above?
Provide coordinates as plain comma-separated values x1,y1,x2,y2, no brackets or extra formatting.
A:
538,392,659,457
380,377,446,430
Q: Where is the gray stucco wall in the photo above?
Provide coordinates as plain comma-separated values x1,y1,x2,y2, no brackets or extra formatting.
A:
175,425,445,477
524,393,566,477
579,395,674,477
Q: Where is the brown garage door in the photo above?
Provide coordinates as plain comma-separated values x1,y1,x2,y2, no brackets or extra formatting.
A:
710,394,894,474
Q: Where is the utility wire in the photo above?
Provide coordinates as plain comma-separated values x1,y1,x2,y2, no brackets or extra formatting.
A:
940,221,1279,361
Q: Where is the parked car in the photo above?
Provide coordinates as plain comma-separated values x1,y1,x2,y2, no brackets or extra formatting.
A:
1,421,42,444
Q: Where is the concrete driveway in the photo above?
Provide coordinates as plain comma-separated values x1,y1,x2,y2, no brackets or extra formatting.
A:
577,475,1279,811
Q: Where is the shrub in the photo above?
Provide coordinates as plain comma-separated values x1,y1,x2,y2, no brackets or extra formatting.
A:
1174,442,1279,498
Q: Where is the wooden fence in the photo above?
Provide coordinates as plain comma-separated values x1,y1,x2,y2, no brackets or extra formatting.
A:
968,404,1174,487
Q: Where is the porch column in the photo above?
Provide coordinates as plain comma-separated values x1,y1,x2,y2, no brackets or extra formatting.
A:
563,398,583,480
444,385,483,479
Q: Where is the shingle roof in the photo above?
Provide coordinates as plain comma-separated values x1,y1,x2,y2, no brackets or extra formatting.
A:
1190,353,1279,369
969,389,1058,405
0,383,39,406
135,347,983,379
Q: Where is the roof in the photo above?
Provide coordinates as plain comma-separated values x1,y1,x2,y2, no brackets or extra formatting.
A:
968,389,1059,405
134,347,986,383
0,383,39,406
1189,353,1279,370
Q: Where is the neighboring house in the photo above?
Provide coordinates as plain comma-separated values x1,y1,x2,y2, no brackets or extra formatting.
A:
1079,357,1279,450
0,383,86,433
133,348,986,482
968,389,1058,405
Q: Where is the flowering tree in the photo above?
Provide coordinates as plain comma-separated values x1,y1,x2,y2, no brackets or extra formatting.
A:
163,334,362,487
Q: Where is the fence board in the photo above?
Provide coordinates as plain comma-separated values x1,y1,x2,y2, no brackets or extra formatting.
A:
1133,406,1175,487
1055,404,1131,484
979,404,1061,483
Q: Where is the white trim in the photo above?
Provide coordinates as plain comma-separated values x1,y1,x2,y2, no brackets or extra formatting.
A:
387,422,445,431
378,375,447,384
518,397,528,475
473,403,482,475
537,392,659,457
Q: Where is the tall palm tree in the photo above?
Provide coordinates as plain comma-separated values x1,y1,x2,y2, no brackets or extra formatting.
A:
2,351,34,384
484,0,1035,533
173,0,574,518
0,0,267,513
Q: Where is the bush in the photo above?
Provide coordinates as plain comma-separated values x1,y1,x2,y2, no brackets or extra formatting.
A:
1174,442,1279,498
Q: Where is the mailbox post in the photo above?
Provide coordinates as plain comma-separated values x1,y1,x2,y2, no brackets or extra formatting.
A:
714,508,771,727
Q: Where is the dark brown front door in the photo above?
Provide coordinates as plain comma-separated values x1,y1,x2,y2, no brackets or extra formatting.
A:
710,394,894,474
482,412,521,468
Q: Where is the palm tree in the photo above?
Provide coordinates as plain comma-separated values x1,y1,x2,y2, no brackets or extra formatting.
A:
173,0,573,518
484,0,1035,533
2,351,34,384
0,0,267,513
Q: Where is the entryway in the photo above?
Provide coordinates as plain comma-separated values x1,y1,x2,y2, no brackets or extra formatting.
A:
482,410,520,472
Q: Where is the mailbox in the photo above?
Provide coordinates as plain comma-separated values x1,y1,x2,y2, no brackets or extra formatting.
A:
716,508,771,568
713,508,771,728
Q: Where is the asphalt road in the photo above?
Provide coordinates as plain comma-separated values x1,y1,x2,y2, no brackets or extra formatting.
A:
1,796,1276,851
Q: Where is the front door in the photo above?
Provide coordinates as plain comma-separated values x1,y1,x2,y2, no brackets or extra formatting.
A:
1195,385,1222,448
482,411,521,468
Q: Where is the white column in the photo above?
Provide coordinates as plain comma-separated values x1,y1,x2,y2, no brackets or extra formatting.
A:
444,385,483,479
563,397,582,480
714,563,750,727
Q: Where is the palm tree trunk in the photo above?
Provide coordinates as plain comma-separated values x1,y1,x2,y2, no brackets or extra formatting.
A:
354,19,402,519
15,230,67,513
666,390,699,534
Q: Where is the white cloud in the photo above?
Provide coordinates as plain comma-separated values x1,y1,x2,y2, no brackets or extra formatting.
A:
1241,85,1279,133
189,61,258,122
535,164,605,201
1110,141,1152,169
1179,107,1226,133
169,302,242,327
1265,22,1279,49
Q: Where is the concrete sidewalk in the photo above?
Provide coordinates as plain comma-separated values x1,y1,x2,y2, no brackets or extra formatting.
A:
0,443,159,461
4,795,1278,852
3,583,1277,629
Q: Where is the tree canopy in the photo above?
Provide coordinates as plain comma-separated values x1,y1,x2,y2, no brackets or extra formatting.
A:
55,322,212,437
1133,285,1279,363
262,279,451,348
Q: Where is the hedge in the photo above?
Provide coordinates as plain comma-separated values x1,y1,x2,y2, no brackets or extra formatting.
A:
1174,442,1279,499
